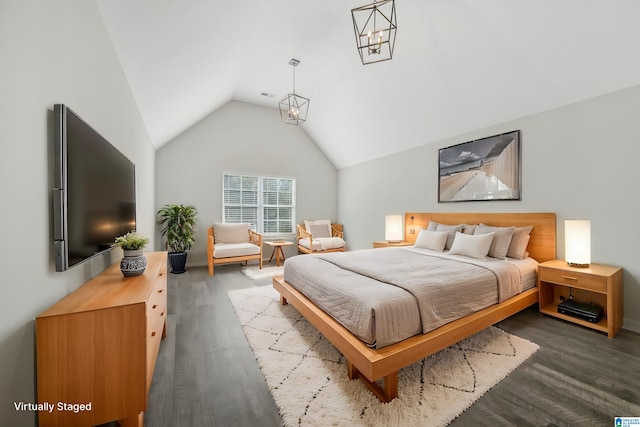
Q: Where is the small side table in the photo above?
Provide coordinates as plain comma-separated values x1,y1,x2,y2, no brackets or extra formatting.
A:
538,259,623,338
264,240,294,266
372,241,413,248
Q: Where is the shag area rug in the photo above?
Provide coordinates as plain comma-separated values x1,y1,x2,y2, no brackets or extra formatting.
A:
241,265,284,280
228,285,538,427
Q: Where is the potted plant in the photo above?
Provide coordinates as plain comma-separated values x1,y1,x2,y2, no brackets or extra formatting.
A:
157,204,197,274
113,232,150,276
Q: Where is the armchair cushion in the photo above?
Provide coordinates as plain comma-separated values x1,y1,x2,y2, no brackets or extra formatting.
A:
298,237,345,251
213,242,261,259
213,222,250,243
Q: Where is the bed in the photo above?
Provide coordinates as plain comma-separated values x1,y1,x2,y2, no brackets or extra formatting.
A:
273,212,556,402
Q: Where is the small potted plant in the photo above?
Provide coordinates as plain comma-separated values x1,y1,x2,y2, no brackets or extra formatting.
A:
157,204,197,274
113,232,150,276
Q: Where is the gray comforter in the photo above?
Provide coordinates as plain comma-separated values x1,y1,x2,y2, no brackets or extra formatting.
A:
283,247,524,348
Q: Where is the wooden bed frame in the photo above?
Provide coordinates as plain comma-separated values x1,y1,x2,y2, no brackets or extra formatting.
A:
273,212,556,402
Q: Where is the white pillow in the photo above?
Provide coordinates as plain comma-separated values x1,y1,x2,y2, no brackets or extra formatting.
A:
425,222,464,250
415,230,448,252
448,232,495,260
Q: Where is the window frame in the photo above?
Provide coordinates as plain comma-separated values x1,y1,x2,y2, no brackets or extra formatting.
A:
222,172,296,236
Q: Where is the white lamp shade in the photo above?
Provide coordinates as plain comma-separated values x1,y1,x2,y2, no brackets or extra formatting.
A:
385,214,403,242
565,220,591,266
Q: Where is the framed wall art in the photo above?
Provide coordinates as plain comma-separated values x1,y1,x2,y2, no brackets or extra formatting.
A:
438,130,521,202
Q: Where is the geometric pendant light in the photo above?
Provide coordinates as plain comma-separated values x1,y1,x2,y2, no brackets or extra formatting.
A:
351,0,397,65
279,59,310,125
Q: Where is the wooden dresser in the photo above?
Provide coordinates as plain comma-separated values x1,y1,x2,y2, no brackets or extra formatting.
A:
36,251,168,427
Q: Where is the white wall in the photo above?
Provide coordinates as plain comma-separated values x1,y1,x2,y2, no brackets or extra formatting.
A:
338,84,640,333
0,1,156,425
155,100,338,266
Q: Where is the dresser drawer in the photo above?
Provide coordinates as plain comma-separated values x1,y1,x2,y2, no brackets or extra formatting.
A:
147,277,167,318
146,311,165,392
539,267,607,292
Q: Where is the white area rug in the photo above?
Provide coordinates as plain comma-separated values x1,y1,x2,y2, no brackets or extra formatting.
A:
241,265,284,280
228,286,539,427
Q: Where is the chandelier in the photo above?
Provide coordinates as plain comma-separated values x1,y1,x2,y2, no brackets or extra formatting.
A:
351,0,397,65
279,59,310,125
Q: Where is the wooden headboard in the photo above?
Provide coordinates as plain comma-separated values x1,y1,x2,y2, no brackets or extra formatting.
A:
404,212,556,263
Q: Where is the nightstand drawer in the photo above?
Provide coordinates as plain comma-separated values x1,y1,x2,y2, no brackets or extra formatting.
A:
539,267,607,292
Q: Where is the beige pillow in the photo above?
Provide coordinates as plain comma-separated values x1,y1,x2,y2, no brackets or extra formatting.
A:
425,222,463,250
474,224,515,259
213,222,249,243
304,219,331,234
448,232,495,260
427,221,475,234
507,225,533,259
308,223,331,238
415,230,448,252
304,219,331,237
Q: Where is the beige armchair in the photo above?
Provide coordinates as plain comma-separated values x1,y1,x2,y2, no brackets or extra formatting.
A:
208,223,262,276
297,221,345,254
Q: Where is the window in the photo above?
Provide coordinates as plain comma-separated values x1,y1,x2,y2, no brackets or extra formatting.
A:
223,173,296,235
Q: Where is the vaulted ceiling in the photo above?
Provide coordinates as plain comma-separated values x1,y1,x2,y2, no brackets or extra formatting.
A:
96,1,640,169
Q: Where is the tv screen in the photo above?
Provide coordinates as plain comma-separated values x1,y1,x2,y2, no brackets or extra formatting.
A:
53,104,136,271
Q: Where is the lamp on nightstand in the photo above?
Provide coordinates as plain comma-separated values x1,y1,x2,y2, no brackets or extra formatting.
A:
565,220,591,267
385,214,403,243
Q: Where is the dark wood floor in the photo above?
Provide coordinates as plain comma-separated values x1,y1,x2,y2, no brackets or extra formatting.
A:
143,264,640,427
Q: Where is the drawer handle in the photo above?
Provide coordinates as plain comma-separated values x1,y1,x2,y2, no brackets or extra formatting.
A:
160,312,165,317
158,289,164,293
151,332,156,337
152,304,157,309
562,275,578,281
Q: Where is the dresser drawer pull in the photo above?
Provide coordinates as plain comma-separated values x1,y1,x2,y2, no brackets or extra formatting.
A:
160,312,164,317
152,304,157,309
158,289,164,293
562,275,578,281
151,332,156,337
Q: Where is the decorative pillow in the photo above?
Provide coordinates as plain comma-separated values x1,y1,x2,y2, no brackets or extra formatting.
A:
415,230,449,252
507,225,533,259
304,219,331,237
448,232,495,260
304,219,331,235
425,223,462,250
474,224,515,259
427,221,475,234
308,223,331,238
461,224,476,235
426,221,439,231
213,222,249,243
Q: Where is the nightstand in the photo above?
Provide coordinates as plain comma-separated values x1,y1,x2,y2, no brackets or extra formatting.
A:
372,241,413,248
538,260,623,338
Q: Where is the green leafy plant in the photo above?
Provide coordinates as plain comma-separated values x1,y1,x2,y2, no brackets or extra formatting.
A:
113,232,150,250
157,204,198,253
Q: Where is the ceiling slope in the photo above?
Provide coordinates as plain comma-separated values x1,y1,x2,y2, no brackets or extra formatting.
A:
97,0,640,168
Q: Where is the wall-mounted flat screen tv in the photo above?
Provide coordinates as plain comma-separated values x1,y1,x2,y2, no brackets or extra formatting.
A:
438,130,521,202
53,104,136,271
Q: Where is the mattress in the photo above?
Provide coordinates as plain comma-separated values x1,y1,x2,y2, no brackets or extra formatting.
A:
283,247,537,348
